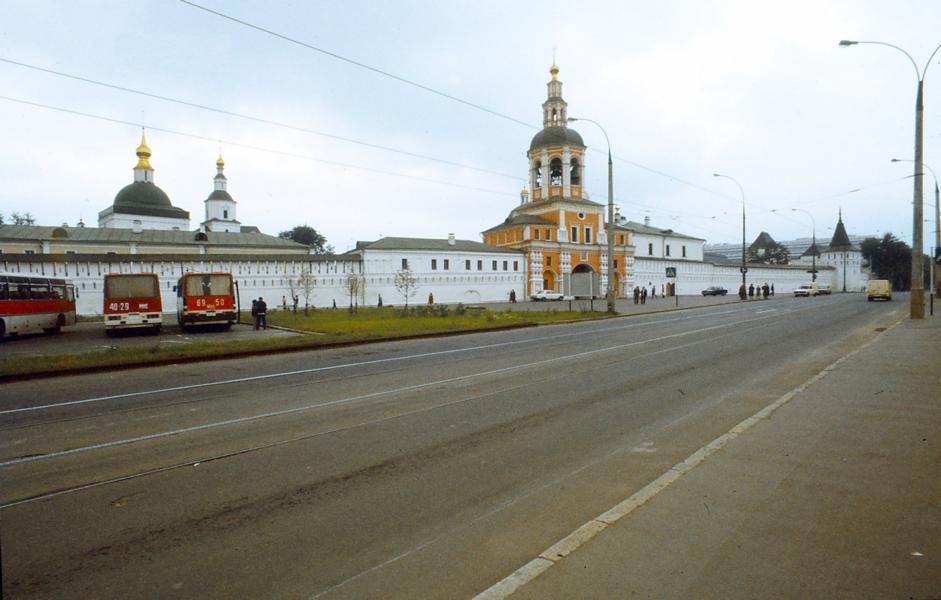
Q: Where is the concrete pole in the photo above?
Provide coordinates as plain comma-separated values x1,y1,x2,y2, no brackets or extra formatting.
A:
912,78,925,318
713,174,746,294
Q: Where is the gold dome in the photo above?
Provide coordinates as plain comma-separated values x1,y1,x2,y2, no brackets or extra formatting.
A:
550,62,559,81
216,154,225,169
135,130,153,170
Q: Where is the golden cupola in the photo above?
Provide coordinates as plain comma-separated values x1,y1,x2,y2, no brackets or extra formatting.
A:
135,131,153,171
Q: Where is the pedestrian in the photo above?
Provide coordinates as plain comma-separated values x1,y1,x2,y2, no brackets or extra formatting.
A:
255,297,267,330
428,292,434,305
251,298,258,322
748,283,754,298
738,284,747,301
633,286,640,305
771,283,775,296
762,283,769,299
641,286,647,304
332,299,336,309
378,294,383,307
282,295,287,310
509,289,517,303
293,295,298,313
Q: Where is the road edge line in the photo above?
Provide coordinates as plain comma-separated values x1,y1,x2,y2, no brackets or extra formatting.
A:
472,316,904,599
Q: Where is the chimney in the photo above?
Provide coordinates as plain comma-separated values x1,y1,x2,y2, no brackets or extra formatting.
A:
448,233,456,246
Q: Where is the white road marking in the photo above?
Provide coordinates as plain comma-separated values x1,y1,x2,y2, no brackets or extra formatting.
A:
471,317,904,600
1,304,782,416
756,309,777,314
0,313,781,468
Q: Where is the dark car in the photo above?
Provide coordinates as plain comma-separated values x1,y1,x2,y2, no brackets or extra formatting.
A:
701,286,728,296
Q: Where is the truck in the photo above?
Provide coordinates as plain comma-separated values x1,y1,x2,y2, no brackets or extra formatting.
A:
866,279,892,301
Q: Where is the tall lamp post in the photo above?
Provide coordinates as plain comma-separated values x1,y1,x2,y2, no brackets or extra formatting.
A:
713,173,747,295
568,117,616,313
773,208,817,282
892,158,940,300
840,39,941,319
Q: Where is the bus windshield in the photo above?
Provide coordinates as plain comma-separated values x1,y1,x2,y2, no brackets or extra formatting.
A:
185,274,232,296
106,275,157,299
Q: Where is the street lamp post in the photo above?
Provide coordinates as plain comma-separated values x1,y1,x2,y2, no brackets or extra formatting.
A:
713,173,747,295
840,39,941,319
892,158,940,300
568,117,616,314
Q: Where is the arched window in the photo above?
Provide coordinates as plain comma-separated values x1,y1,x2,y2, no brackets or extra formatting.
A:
534,161,542,188
550,158,563,186
570,158,581,185
551,109,557,124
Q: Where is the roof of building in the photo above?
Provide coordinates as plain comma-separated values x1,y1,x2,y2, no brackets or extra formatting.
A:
802,242,822,258
482,214,556,233
826,217,855,251
618,220,705,241
0,224,306,249
353,237,523,254
207,189,235,202
529,126,585,151
750,231,777,247
104,181,190,220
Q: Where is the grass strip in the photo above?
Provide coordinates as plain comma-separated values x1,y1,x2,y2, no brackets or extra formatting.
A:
1,307,603,380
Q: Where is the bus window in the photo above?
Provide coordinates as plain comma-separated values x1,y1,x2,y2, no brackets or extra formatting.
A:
185,274,232,296
106,275,158,298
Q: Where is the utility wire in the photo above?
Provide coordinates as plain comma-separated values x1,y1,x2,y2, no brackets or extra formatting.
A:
0,95,517,199
0,56,522,182
180,0,536,130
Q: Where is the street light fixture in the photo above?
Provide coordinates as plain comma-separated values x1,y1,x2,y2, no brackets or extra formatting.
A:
568,116,616,314
713,173,747,296
840,38,941,318
892,157,941,301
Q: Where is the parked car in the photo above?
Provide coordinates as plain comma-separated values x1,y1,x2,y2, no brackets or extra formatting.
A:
866,279,892,301
817,284,832,295
701,286,728,296
794,283,819,297
531,289,564,301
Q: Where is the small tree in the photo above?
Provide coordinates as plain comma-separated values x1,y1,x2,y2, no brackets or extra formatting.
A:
345,273,365,313
10,212,35,226
394,269,418,308
297,268,316,315
278,225,334,254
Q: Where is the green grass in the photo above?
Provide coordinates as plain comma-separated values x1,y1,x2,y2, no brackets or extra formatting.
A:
0,306,603,379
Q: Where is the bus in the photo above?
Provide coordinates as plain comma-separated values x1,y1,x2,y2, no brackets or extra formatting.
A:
176,272,236,330
103,272,162,335
0,273,77,338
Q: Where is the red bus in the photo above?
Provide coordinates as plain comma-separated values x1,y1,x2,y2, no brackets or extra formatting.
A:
0,273,77,338
175,272,236,330
103,273,162,335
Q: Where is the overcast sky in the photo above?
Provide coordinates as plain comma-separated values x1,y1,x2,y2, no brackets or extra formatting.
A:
2,0,941,252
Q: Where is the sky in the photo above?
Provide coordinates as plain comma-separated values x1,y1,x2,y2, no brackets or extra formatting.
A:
2,0,941,253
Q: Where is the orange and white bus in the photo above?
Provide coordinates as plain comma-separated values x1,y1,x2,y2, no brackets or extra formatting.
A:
175,272,236,330
0,273,77,338
103,272,162,335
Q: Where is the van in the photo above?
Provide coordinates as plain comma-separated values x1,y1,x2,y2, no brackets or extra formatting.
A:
866,279,892,301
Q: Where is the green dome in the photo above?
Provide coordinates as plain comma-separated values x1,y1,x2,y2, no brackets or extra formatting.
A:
529,126,584,151
111,181,188,219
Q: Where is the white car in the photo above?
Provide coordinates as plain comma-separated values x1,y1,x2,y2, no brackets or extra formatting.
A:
531,290,564,301
794,283,819,297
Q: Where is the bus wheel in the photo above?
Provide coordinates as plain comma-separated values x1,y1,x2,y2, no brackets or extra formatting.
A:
0,320,5,340
105,329,116,337
44,314,65,335
152,325,162,335
221,323,232,332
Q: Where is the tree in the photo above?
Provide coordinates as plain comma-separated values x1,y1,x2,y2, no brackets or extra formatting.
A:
345,273,365,313
747,241,789,265
0,213,5,225
10,212,35,226
279,225,333,254
296,268,317,315
861,233,913,291
394,269,418,308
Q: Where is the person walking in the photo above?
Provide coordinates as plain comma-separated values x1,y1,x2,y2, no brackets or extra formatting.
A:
378,294,383,307
255,297,267,330
739,284,747,301
762,283,769,299
748,283,755,298
293,295,299,313
428,292,434,305
282,295,287,310
633,286,640,305
509,289,517,303
770,283,775,296
641,286,647,304
251,298,258,323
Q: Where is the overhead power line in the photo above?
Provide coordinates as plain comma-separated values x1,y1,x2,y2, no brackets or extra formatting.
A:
0,95,518,199
0,56,521,182
180,0,536,130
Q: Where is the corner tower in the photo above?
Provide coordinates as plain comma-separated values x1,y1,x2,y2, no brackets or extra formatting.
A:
526,63,587,202
201,154,241,233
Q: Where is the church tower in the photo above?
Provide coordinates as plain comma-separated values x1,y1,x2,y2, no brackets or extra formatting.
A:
481,62,632,299
201,154,241,233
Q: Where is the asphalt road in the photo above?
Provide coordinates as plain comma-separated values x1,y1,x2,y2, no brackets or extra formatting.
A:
0,294,902,599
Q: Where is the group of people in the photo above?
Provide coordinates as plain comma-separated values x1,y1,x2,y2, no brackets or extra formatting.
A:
738,282,774,300
281,295,300,313
632,286,649,305
250,297,267,330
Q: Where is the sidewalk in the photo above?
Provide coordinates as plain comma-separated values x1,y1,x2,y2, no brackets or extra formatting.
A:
496,316,941,599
